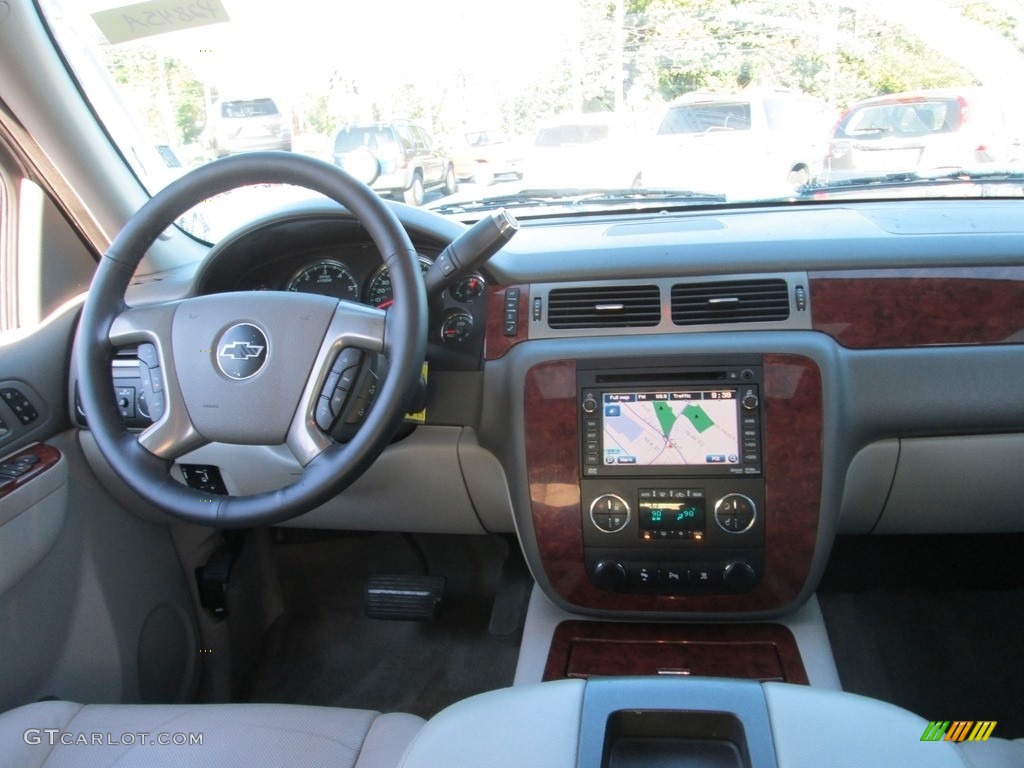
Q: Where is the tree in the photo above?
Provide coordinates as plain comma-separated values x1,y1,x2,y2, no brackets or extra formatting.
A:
102,44,206,146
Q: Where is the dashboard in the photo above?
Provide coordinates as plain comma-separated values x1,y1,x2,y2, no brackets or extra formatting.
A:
107,197,1024,620
190,213,490,371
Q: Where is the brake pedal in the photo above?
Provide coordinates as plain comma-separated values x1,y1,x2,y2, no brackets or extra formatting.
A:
365,574,446,621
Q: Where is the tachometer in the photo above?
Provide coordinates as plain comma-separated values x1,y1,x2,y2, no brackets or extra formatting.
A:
366,256,433,307
287,260,360,300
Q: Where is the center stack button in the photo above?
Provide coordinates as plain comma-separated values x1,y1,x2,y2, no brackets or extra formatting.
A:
589,493,631,533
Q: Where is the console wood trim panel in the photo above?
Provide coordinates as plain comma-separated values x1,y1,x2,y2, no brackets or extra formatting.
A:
809,267,1024,348
543,621,809,684
524,355,822,612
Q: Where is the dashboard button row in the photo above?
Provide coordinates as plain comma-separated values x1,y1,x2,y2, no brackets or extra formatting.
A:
503,287,520,336
606,560,758,594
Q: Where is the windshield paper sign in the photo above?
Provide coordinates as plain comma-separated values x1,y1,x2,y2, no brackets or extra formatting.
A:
91,0,229,45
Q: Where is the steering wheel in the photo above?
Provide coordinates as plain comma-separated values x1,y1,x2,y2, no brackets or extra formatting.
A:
76,152,427,528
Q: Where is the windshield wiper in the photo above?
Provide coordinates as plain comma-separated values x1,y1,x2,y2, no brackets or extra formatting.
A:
430,187,727,215
806,168,1024,193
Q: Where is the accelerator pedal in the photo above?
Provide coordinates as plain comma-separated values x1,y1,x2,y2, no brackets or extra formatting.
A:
365,574,446,621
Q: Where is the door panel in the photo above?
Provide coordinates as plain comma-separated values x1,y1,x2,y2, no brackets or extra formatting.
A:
0,298,200,710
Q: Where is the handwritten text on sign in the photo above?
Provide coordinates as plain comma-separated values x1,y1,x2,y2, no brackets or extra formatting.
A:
91,0,229,45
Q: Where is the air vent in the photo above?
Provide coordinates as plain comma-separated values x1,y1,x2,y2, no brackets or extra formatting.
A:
671,279,789,326
548,285,661,329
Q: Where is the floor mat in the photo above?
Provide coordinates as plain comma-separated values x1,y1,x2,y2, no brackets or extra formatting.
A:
241,532,526,719
818,535,1024,740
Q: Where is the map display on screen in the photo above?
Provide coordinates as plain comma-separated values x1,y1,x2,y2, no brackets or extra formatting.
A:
601,389,740,467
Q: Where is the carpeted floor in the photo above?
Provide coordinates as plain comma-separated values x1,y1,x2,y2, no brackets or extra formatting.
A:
817,535,1024,739
241,531,527,719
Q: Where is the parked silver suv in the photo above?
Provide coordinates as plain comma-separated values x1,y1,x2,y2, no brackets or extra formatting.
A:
199,97,291,158
333,121,458,205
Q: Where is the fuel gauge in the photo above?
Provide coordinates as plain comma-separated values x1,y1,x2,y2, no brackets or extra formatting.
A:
450,274,486,302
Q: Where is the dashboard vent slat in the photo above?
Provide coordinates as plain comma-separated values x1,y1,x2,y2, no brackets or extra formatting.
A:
671,279,790,326
548,285,661,329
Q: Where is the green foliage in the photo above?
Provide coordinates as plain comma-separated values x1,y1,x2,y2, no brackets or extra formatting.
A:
102,44,206,145
962,1,1024,54
612,0,976,109
299,93,338,136
97,1,993,145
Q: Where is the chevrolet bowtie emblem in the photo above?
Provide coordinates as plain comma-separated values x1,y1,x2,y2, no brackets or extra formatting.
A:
215,323,269,380
219,341,266,360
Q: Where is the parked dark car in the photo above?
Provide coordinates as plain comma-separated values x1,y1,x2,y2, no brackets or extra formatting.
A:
333,121,458,205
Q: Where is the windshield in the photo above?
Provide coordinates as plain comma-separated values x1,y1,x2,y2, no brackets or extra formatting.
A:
38,0,1024,239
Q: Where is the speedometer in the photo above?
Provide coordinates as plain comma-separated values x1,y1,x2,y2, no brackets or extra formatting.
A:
366,256,433,307
287,260,360,300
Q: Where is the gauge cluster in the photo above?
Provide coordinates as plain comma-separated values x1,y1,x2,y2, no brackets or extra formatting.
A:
203,235,489,371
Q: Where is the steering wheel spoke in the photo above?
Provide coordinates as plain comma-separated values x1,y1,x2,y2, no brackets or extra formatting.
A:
109,303,208,460
287,301,387,466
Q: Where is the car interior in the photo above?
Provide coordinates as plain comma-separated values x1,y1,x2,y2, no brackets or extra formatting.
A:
0,2,1023,768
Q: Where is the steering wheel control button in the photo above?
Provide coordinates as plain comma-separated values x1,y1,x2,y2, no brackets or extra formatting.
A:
216,323,269,380
315,397,335,431
136,342,159,369
116,387,136,419
330,388,348,417
714,493,757,534
333,348,364,373
589,493,631,533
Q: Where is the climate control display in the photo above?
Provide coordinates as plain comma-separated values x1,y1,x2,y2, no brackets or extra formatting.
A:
638,488,706,540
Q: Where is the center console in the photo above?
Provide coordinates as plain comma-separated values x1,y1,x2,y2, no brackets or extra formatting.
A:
578,357,765,597
523,352,823,615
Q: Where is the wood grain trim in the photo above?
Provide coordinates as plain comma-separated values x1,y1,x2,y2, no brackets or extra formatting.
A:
809,267,1024,348
484,284,529,360
0,444,62,501
543,620,809,684
524,355,823,613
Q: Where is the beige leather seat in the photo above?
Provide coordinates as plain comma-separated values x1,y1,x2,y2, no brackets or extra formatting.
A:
0,700,423,768
960,739,1024,768
3,684,1022,768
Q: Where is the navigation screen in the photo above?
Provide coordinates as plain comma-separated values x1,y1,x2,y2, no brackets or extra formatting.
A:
601,389,740,467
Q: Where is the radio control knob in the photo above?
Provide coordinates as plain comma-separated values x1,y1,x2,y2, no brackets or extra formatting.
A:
593,559,626,592
741,390,759,410
582,396,598,414
723,560,757,592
